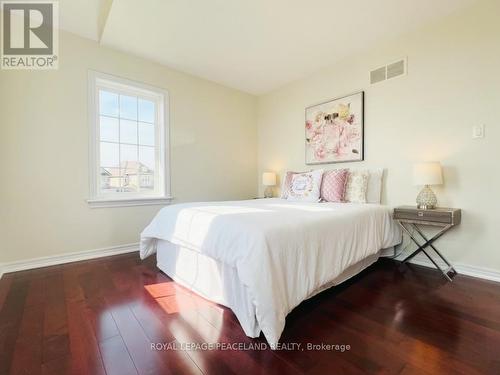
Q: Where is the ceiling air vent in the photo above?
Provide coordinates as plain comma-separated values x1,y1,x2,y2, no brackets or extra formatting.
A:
370,58,407,85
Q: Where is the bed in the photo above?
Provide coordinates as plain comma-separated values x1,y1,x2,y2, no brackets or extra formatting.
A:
140,198,401,347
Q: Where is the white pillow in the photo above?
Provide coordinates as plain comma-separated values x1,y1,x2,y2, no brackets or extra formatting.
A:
287,169,324,202
366,168,384,204
344,170,369,203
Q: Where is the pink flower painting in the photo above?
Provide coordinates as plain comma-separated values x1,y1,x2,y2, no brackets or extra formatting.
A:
305,92,364,164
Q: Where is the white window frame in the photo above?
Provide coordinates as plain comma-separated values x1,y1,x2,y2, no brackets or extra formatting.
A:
87,71,171,208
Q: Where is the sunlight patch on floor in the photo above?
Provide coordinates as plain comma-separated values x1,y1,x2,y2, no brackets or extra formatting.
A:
144,281,182,298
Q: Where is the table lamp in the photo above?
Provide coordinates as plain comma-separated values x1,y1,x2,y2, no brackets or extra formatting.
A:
262,172,276,198
413,162,443,209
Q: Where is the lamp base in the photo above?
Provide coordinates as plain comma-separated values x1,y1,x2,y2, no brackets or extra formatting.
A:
416,185,437,210
264,186,273,198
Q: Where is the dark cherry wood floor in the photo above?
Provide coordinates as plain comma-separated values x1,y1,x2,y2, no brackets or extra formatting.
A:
1,254,500,375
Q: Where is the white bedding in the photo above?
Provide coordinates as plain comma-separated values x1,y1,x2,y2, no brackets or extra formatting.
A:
156,240,384,340
140,198,401,346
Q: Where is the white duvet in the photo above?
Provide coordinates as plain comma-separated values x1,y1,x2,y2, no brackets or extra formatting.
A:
140,198,401,346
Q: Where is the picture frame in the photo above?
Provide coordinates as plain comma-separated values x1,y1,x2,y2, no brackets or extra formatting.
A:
305,91,364,165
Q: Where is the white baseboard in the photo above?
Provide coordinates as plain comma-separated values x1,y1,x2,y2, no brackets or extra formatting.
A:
407,254,500,283
0,243,139,279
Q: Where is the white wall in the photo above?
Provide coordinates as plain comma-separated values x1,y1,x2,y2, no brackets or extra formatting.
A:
0,31,257,263
257,0,500,272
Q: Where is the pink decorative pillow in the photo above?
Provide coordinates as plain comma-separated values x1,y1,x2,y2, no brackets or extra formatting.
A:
320,169,349,202
280,171,305,199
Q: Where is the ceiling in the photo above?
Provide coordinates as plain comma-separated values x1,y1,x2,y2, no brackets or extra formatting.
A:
59,0,477,94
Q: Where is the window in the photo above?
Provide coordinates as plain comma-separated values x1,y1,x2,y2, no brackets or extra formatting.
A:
88,71,171,207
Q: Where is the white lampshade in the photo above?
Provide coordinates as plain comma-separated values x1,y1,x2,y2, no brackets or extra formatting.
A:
413,162,443,186
262,172,276,186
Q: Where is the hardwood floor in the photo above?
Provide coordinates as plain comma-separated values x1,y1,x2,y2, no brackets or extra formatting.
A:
1,254,500,375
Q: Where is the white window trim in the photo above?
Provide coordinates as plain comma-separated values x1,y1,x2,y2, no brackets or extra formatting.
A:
87,70,172,208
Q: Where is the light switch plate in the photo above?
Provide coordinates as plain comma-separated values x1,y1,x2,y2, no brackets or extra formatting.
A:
472,125,484,139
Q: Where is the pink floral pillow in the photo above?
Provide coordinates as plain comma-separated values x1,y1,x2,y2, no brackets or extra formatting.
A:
287,169,324,202
280,171,306,199
320,169,349,202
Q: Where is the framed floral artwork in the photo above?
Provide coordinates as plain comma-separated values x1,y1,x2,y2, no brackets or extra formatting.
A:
305,91,364,164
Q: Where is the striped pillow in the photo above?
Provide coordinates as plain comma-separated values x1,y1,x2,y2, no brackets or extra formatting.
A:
320,169,349,202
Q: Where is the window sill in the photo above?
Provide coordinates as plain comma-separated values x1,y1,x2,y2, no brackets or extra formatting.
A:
87,196,173,208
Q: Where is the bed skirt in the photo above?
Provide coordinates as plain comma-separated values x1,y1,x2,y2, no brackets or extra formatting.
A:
156,240,389,339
